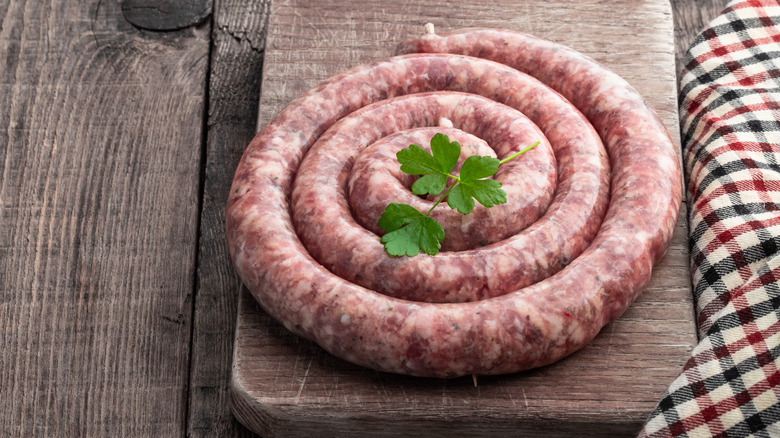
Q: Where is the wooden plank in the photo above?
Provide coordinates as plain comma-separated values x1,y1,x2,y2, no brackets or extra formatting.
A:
175,0,747,435
228,0,698,436
0,1,208,436
186,0,270,436
671,0,732,77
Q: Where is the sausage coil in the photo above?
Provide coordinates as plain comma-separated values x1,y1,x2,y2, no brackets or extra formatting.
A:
226,28,682,377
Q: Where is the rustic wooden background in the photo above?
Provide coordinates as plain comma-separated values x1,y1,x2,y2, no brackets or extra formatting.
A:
0,0,731,436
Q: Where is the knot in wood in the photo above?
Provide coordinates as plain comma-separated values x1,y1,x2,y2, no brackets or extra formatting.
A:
121,0,212,31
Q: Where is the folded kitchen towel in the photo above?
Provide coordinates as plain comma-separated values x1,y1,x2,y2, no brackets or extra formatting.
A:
639,0,780,436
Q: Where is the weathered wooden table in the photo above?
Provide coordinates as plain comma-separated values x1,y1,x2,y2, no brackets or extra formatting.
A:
1,0,731,436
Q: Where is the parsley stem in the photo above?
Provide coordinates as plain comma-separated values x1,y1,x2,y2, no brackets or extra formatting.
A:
426,181,459,216
499,141,540,165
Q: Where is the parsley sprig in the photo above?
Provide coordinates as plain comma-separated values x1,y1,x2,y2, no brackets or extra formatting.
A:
378,133,539,257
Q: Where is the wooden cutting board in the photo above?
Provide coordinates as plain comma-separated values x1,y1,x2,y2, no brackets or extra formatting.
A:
230,0,697,436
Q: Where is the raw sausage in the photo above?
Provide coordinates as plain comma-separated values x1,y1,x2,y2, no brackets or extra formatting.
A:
292,91,608,302
226,28,681,377
346,119,554,253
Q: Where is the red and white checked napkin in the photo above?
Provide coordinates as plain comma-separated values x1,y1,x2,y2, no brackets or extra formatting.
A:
639,1,780,436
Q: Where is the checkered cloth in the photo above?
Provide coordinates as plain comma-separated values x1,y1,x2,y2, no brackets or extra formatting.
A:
639,1,780,436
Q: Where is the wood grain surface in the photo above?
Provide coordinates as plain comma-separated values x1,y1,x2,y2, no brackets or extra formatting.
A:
230,0,698,436
186,1,269,437
0,0,734,436
0,0,209,436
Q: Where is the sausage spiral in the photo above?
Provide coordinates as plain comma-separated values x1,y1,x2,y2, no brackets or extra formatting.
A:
226,28,681,377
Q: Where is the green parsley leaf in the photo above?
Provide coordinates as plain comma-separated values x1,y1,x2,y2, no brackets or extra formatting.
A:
446,155,506,214
460,155,500,181
379,204,444,256
396,144,442,175
411,174,447,196
447,178,505,213
397,134,460,196
429,133,460,173
378,133,539,257
378,202,424,233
